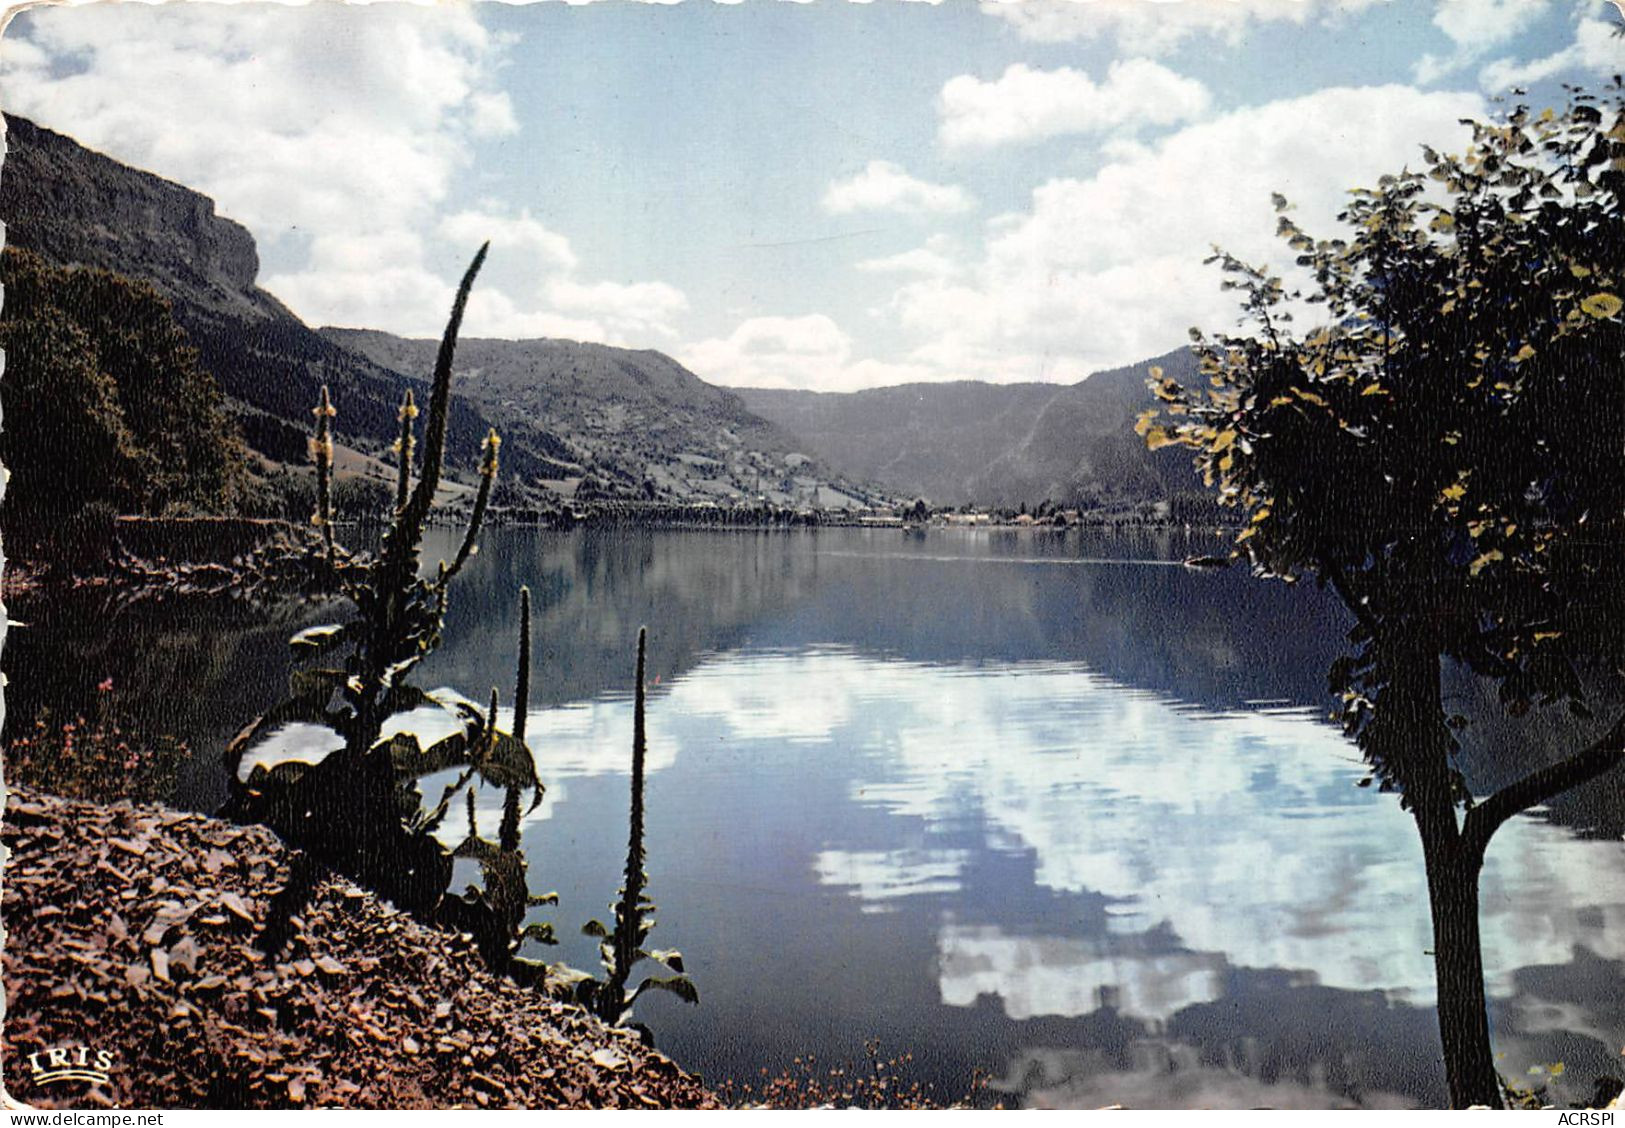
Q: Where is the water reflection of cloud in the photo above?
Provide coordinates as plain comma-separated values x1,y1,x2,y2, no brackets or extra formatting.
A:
238,646,1625,1043
667,649,909,745
677,650,1625,1010
525,699,678,778
939,924,1225,1022
813,849,971,911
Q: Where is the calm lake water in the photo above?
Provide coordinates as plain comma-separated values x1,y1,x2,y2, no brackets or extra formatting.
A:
8,527,1624,1108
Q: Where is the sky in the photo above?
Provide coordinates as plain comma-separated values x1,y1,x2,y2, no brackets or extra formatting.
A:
2,0,1621,391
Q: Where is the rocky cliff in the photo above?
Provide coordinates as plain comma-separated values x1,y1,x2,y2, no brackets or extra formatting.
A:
1,115,281,323
0,113,539,484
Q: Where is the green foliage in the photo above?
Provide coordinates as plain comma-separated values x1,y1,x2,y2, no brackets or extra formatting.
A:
331,475,396,520
436,587,563,972
0,247,245,555
552,627,697,1031
1142,86,1625,1109
1144,86,1625,796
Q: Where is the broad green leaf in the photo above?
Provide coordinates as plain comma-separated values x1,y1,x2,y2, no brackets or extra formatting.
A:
451,833,499,861
480,731,545,797
632,975,699,1006
646,949,685,973
546,962,595,990
290,668,348,706
388,730,470,777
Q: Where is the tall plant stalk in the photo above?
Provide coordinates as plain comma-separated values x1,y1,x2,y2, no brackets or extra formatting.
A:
565,627,696,1032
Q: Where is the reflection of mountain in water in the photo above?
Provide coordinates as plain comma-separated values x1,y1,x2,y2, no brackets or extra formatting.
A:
12,526,1615,832
420,527,829,708
9,527,1622,1107
421,526,1353,714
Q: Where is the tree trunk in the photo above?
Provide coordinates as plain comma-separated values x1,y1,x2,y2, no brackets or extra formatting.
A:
1380,638,1505,1108
1415,806,1502,1108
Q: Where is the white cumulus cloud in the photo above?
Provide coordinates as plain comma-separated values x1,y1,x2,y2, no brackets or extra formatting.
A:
542,278,690,341
1414,0,1555,84
0,4,510,248
822,160,976,216
439,210,579,274
678,314,940,391
938,60,1211,150
856,235,964,280
881,85,1485,381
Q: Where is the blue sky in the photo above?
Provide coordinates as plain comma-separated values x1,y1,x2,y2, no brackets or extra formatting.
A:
3,1,1621,390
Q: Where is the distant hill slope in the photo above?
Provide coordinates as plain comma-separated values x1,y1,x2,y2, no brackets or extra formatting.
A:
733,381,1061,504
737,349,1202,508
323,329,859,506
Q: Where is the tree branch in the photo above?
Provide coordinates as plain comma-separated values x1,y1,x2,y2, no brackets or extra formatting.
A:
1461,710,1625,861
1321,556,1381,637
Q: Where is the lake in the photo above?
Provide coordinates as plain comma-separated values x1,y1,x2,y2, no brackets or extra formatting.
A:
8,526,1624,1108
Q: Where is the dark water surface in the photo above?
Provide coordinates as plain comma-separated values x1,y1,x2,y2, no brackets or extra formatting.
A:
8,527,1623,1108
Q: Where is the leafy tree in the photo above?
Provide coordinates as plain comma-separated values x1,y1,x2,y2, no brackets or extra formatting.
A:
1142,88,1625,1108
0,248,245,555
0,306,140,534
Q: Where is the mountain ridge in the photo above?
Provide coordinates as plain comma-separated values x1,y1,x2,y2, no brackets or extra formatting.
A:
1,111,1194,513
0,114,866,508
735,350,1200,508
321,328,866,507
0,112,536,484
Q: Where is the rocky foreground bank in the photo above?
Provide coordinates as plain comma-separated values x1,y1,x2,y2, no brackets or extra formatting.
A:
1,787,720,1109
